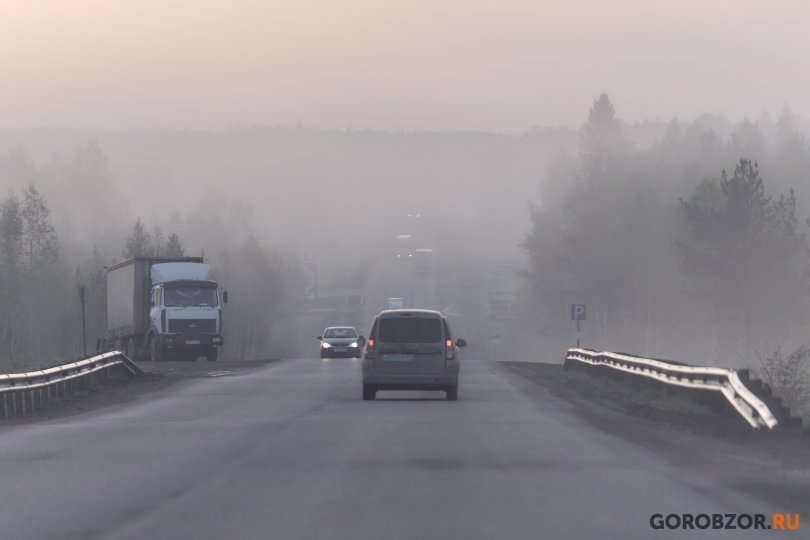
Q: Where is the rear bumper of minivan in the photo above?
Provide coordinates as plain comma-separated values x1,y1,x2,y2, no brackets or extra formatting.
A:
367,381,458,392
362,373,458,389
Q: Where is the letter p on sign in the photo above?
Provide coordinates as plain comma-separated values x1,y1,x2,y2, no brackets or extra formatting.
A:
571,304,587,321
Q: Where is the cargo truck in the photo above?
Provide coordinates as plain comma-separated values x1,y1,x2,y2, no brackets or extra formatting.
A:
102,257,227,362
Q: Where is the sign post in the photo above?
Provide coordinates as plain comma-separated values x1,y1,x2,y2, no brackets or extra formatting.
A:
570,304,586,348
78,286,87,358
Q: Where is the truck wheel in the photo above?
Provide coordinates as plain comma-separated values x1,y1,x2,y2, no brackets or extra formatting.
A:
362,385,376,401
149,337,163,362
206,348,218,362
446,385,458,401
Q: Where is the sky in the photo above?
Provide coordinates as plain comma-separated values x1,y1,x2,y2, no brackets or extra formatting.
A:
1,0,809,133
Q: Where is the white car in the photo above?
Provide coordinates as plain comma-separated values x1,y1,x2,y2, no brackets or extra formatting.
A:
318,326,363,358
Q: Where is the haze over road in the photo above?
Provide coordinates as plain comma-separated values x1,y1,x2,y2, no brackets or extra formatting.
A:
0,358,777,539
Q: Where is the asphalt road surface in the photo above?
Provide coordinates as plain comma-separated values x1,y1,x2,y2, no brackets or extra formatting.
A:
0,357,787,539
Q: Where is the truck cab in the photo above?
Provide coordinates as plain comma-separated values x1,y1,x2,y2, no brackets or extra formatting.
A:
147,262,225,362
149,280,225,362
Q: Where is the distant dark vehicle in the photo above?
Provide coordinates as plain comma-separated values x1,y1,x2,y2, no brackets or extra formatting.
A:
488,298,515,320
361,309,466,401
318,326,363,358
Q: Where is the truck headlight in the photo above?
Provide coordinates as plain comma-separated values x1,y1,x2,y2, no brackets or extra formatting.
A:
350,342,358,348
322,342,332,348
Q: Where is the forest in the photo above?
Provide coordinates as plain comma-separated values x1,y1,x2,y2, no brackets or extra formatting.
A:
1,96,809,412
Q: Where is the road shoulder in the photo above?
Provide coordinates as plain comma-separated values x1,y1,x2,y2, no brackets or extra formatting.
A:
498,361,810,515
0,359,281,425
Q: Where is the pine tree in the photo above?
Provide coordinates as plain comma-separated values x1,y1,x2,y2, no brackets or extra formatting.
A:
0,194,22,272
15,186,62,360
0,193,23,364
679,159,809,350
122,218,154,258
165,233,185,257
580,93,627,180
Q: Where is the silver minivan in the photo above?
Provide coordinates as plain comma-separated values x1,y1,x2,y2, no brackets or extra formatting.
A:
361,309,466,401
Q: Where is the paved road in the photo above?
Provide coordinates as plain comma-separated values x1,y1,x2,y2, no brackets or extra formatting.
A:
0,357,780,539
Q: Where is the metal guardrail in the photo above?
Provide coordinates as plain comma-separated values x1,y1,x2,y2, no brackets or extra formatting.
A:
566,348,778,430
0,351,142,419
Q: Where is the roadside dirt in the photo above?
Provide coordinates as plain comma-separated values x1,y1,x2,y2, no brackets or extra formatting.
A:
1,359,281,425
499,361,810,515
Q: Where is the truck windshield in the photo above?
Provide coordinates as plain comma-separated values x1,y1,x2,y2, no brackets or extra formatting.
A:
164,286,218,307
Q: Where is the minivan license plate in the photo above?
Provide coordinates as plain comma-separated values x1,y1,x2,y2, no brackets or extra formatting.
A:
383,354,413,362
186,340,201,345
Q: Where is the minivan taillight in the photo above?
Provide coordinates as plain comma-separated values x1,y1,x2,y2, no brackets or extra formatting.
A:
445,339,454,360
365,338,375,359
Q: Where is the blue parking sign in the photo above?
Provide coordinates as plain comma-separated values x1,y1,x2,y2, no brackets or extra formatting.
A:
570,304,586,321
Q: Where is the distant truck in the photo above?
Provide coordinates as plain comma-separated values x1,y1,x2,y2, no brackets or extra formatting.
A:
102,257,227,362
413,248,433,274
384,297,406,310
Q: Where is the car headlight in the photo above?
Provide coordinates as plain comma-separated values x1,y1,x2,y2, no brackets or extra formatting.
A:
350,341,358,348
322,342,332,348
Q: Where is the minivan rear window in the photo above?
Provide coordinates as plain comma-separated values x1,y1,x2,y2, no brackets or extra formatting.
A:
379,317,442,343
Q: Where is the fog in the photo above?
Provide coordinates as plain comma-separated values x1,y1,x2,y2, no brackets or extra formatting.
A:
3,1,810,131
3,107,810,370
2,3,810,419
0,126,560,361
